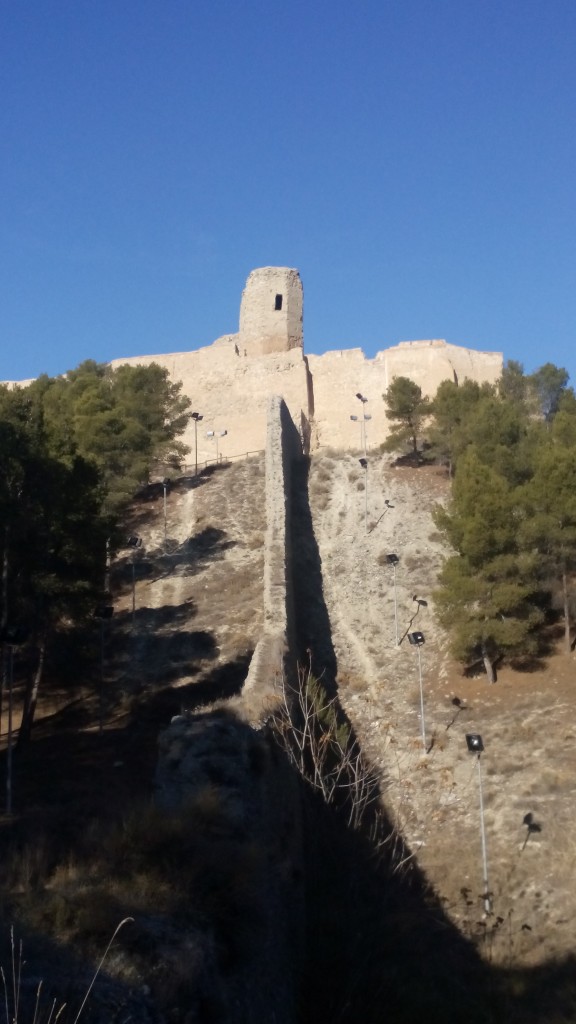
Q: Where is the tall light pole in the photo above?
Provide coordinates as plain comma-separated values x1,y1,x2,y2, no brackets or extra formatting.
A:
359,457,368,534
206,429,228,462
466,734,491,915
386,553,400,645
408,631,426,752
191,412,203,475
354,393,370,459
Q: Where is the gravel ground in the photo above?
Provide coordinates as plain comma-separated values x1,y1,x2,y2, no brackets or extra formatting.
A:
307,449,576,968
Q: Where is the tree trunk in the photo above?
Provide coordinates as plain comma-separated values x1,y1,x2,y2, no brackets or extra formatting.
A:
481,643,496,683
561,568,571,653
17,636,46,748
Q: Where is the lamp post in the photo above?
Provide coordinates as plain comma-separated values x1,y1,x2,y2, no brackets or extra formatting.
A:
191,412,203,475
359,457,368,533
408,631,426,752
354,393,370,459
126,535,142,627
466,733,491,915
386,553,400,645
350,414,370,455
206,429,228,463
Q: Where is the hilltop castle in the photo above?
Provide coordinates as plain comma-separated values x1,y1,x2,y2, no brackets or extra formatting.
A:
110,265,502,462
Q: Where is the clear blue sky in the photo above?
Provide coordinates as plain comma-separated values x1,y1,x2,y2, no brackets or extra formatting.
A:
2,0,575,383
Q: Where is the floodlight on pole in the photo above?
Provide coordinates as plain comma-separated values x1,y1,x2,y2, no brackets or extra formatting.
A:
386,553,400,645
408,631,426,752
207,429,228,462
359,457,368,533
191,412,203,475
465,733,491,915
354,393,369,458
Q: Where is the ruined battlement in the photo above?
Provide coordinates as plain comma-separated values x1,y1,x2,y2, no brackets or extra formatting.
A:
239,267,303,357
6,267,503,462
114,267,502,461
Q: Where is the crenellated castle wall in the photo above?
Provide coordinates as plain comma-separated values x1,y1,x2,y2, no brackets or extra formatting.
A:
8,267,503,463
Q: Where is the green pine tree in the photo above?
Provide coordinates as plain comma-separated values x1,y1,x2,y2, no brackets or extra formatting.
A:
433,451,543,681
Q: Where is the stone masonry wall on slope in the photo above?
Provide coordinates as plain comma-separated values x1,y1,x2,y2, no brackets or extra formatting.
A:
153,396,305,1021
243,395,302,699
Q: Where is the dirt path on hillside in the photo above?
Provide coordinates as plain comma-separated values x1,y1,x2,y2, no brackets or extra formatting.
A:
110,460,266,714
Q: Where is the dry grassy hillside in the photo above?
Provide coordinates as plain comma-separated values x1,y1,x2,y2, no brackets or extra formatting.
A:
307,449,576,969
2,446,575,1021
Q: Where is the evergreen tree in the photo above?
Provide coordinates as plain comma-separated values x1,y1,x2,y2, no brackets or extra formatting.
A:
382,376,429,457
498,359,528,404
427,379,488,476
0,384,107,742
433,451,543,682
519,411,576,652
29,360,192,516
528,362,570,422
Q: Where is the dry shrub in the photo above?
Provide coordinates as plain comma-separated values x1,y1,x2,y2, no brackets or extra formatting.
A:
15,793,267,981
313,464,332,483
245,531,264,550
344,674,369,693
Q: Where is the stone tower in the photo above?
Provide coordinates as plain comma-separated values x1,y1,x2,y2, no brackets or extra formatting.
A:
239,267,303,356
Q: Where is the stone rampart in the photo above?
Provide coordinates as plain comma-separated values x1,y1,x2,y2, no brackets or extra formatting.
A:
307,338,503,450
243,395,302,699
7,268,503,461
153,397,305,1021
110,342,312,466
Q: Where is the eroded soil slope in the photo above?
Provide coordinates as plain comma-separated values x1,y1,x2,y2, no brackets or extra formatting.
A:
307,449,576,967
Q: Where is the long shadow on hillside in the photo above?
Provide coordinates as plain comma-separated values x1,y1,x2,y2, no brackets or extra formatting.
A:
289,458,489,1020
6,706,576,1024
112,526,237,596
105,599,218,689
288,456,575,1024
290,458,338,687
128,653,253,726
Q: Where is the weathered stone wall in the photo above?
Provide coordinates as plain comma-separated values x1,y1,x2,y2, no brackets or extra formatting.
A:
243,395,302,699
107,268,502,460
306,338,503,450
110,341,312,466
153,398,305,1022
7,268,503,462
155,708,304,1023
239,267,303,357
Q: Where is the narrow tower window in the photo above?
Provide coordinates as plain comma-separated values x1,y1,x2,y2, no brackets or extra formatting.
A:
274,294,283,311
